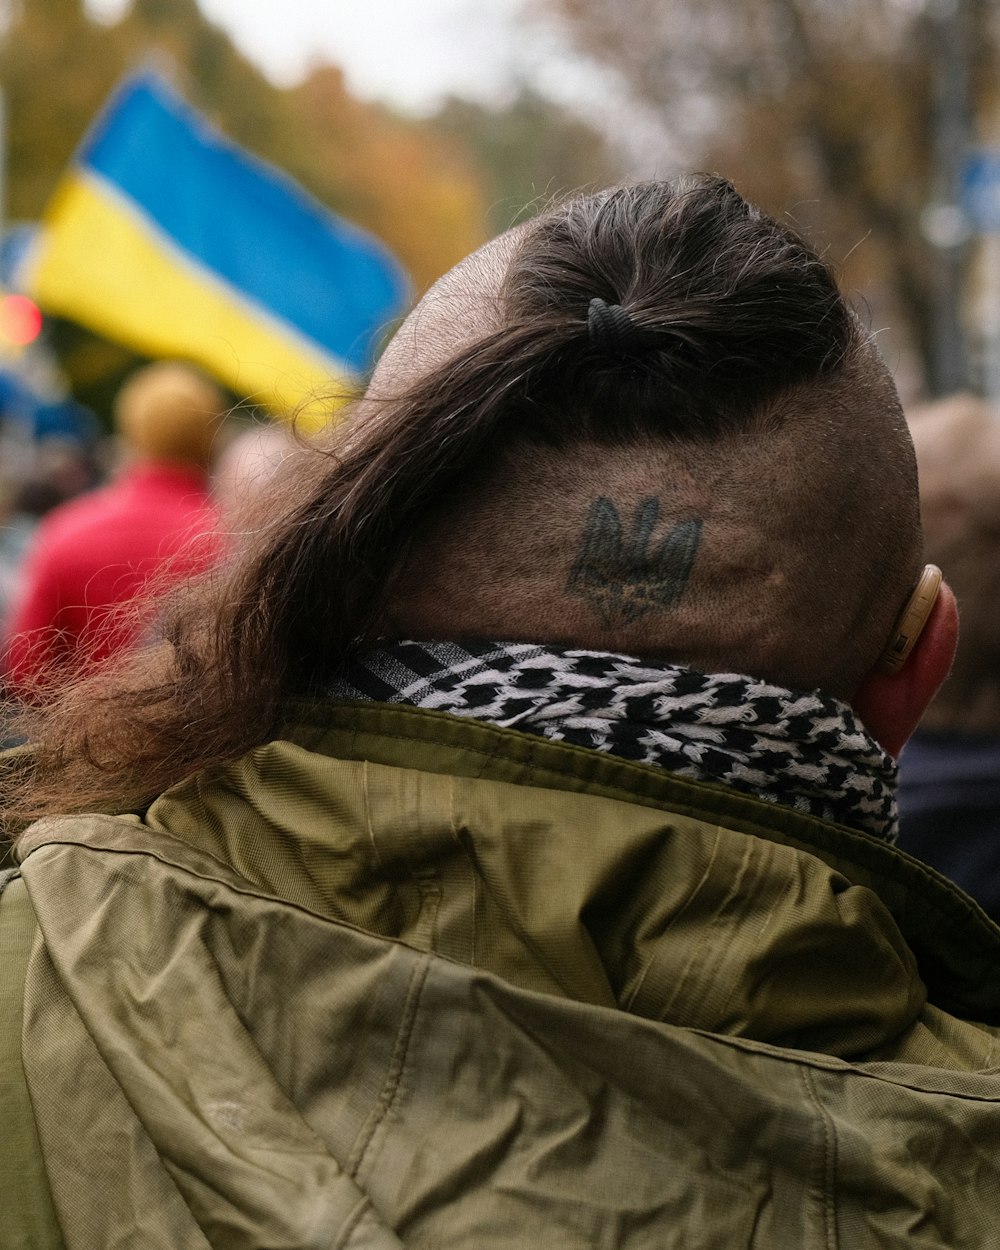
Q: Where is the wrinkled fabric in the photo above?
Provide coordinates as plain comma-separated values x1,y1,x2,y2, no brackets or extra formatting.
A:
0,871,66,1250
7,700,1000,1248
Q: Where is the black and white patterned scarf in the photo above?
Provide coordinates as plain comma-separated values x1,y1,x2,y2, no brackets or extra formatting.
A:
332,640,898,841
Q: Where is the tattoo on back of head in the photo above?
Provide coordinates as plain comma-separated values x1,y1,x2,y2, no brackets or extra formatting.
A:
567,496,703,626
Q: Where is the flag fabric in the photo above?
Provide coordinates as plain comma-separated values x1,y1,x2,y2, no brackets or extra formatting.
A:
22,70,410,425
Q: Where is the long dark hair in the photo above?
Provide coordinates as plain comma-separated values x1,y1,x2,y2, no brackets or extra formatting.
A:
3,175,860,828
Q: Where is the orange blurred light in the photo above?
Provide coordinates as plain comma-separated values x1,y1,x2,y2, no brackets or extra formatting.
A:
0,294,42,346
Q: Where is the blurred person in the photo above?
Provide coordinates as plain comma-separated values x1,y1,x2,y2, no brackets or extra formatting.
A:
0,478,70,622
0,442,101,629
1,362,224,697
3,177,1000,1248
212,418,298,517
898,393,1000,922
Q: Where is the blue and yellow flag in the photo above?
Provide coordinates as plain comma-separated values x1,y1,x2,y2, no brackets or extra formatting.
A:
22,70,409,425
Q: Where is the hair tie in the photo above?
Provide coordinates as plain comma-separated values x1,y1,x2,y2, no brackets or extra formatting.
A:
588,297,643,359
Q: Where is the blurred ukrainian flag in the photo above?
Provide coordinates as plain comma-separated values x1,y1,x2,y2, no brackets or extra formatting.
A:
21,70,409,429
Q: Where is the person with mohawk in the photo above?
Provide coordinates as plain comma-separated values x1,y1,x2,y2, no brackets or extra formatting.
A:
2,177,998,1248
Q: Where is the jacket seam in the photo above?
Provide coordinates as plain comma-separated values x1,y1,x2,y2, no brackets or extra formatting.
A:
802,1065,839,1249
348,951,432,1182
332,1198,388,1250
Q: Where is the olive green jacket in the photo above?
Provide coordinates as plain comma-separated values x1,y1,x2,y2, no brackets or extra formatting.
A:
4,701,1000,1248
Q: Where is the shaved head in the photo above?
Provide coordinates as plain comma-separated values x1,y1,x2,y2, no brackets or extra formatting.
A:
356,177,921,698
367,225,527,398
386,352,916,696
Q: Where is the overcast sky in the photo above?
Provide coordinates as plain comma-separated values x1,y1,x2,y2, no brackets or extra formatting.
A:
85,0,565,112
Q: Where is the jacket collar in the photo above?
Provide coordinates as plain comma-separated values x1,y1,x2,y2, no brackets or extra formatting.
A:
21,700,994,1055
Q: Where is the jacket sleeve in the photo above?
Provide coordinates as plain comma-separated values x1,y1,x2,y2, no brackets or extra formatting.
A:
0,868,67,1248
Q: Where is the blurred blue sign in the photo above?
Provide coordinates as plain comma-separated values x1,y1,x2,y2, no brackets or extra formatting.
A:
962,152,1000,232
0,368,98,444
0,224,37,291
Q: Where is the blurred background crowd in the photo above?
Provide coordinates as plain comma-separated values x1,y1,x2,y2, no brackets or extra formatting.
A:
3,0,1000,917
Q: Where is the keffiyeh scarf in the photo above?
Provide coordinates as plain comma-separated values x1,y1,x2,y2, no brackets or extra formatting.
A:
332,640,898,841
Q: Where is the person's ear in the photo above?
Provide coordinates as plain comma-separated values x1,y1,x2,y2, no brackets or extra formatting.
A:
850,579,959,758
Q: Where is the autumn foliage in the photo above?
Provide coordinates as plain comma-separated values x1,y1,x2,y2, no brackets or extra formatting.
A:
543,0,1000,397
0,0,495,295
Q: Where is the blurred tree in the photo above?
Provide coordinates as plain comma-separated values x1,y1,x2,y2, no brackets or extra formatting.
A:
0,0,127,220
543,0,999,395
0,0,491,290
0,0,492,416
119,0,295,160
0,0,643,419
285,66,489,293
430,88,625,235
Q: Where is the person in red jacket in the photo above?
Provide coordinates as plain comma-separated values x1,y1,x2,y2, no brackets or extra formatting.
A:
2,361,225,697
